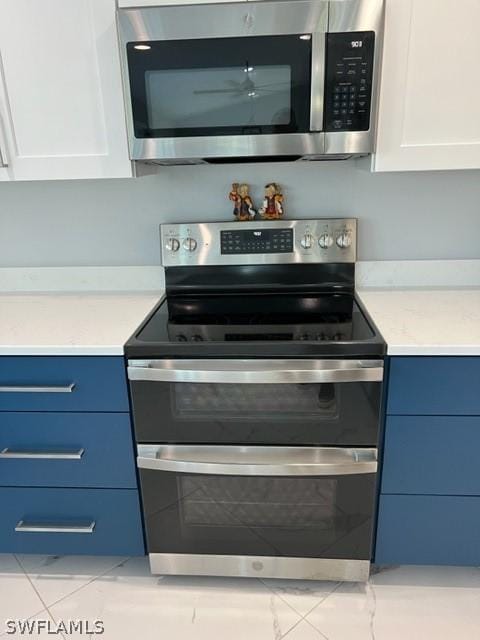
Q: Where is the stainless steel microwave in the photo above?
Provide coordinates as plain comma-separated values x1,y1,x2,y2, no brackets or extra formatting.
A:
117,0,384,164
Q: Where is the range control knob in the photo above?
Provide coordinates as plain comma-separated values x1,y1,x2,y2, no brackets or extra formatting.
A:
336,232,352,249
318,234,333,249
183,237,198,252
300,234,314,249
165,238,180,252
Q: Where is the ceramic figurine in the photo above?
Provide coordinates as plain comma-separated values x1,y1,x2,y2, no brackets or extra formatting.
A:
229,183,256,221
259,183,284,220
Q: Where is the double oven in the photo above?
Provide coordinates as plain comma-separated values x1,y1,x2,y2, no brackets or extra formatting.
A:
126,219,385,581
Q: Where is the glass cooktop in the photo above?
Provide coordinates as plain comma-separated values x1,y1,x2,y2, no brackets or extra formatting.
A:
136,293,374,344
126,292,385,358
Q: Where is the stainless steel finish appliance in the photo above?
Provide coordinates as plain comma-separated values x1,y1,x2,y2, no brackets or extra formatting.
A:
136,445,378,477
128,358,384,384
161,218,357,267
117,0,384,164
149,555,371,582
126,218,385,581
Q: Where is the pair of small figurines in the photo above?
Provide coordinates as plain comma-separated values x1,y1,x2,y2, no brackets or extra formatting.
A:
229,182,284,221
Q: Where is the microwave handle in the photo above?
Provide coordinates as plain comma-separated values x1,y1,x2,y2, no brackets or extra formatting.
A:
310,31,325,132
128,359,383,384
137,445,378,477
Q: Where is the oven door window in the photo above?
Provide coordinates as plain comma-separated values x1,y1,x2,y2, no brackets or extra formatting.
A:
141,469,376,560
173,382,338,420
131,380,381,446
126,35,311,138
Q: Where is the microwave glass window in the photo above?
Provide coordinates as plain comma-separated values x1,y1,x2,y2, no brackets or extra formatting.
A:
127,35,311,137
145,65,292,130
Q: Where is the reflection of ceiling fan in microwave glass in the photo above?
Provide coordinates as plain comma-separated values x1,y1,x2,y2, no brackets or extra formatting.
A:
193,64,289,99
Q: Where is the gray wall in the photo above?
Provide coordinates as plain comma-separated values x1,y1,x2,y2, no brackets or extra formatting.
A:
1,158,479,266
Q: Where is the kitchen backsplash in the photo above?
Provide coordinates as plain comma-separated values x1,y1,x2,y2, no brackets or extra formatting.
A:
0,158,479,267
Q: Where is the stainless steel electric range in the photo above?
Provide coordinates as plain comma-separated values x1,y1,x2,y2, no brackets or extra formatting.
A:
126,219,386,582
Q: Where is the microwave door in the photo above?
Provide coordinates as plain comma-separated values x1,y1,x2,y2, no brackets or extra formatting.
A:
117,1,329,162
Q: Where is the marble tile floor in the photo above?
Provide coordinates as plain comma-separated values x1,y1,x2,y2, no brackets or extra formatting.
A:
1,554,479,639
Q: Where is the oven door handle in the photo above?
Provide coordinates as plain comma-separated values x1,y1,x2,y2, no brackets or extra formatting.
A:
128,359,383,384
137,445,377,477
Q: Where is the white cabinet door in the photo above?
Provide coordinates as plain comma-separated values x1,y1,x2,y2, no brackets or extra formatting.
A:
373,0,480,172
118,0,245,7
0,104,9,181
0,0,132,181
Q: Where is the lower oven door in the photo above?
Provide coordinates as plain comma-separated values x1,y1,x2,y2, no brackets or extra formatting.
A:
137,445,377,581
128,359,384,446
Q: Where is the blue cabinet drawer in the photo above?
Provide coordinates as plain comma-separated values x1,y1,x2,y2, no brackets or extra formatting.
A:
0,413,137,489
387,357,480,416
376,494,480,566
0,487,144,555
0,357,129,412
382,415,480,495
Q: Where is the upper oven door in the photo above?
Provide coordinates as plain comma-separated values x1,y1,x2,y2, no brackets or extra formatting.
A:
128,359,383,446
117,1,328,161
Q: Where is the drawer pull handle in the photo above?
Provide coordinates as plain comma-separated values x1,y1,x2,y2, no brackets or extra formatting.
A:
0,448,85,460
0,383,75,393
15,520,95,534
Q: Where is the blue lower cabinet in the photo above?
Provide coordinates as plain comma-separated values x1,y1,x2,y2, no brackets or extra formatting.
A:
382,415,480,495
0,413,137,488
376,494,480,566
0,487,145,556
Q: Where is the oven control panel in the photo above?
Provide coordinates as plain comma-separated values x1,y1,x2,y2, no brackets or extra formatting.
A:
324,31,375,132
220,228,294,255
161,219,357,267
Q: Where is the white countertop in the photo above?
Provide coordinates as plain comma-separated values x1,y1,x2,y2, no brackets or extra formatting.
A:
1,263,480,357
0,292,163,356
358,288,480,356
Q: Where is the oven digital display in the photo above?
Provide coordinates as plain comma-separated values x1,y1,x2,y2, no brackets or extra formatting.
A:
221,228,293,254
225,333,294,341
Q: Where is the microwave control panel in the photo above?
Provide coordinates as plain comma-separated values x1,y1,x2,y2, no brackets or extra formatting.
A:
324,31,375,133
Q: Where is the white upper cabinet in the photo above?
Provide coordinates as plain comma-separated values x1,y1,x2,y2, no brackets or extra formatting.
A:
0,0,132,181
118,0,246,6
373,0,480,172
0,107,9,181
